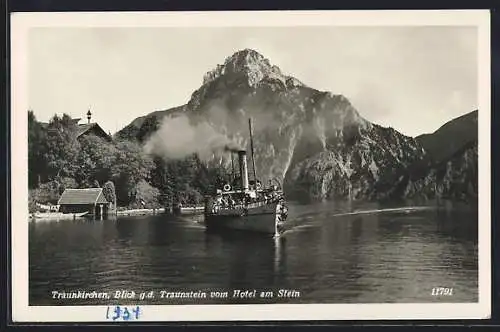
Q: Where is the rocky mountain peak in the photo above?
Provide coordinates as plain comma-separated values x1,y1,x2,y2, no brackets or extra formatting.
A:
202,48,302,88
225,48,269,69
117,47,477,203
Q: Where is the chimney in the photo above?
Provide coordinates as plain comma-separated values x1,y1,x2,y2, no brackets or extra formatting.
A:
237,150,249,191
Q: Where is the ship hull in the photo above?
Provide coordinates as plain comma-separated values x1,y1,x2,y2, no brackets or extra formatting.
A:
205,202,280,235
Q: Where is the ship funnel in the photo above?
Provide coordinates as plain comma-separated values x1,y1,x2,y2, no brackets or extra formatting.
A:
237,150,249,191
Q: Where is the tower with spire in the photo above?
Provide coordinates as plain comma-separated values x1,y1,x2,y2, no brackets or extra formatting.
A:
86,109,92,124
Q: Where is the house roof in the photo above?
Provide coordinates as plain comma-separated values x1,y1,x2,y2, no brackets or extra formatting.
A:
77,123,110,138
38,119,111,141
58,188,109,205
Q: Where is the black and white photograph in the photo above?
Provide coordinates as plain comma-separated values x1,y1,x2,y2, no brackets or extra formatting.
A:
11,10,490,321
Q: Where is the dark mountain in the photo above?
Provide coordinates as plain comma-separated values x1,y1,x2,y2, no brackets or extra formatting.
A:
115,105,185,143
416,110,478,163
378,140,477,202
376,111,478,203
116,48,476,202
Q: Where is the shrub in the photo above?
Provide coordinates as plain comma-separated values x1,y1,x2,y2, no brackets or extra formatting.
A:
130,180,161,209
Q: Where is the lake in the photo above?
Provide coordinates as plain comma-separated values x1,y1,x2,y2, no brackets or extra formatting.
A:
29,200,478,305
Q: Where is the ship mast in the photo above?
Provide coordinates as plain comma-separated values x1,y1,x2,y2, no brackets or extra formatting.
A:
248,118,257,185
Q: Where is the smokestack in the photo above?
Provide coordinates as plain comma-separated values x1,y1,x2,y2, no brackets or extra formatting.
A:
238,150,249,191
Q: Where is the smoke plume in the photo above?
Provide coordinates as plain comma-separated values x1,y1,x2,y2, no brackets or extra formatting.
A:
144,115,241,161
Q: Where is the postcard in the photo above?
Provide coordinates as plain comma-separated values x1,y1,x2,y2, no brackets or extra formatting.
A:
10,9,491,322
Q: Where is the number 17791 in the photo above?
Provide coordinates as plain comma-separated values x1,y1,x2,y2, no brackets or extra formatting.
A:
431,287,453,296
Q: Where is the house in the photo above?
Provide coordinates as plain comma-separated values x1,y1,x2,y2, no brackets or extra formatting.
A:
38,109,112,142
76,109,112,141
58,188,110,218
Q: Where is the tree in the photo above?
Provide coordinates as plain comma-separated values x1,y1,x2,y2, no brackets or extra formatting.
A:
28,110,47,188
27,111,167,209
149,157,173,207
28,190,38,213
102,181,117,214
137,116,160,143
31,181,60,205
56,176,78,195
131,180,161,208
146,151,233,208
111,139,154,205
43,114,80,181
74,134,116,187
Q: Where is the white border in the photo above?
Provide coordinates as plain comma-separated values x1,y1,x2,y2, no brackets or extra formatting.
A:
11,10,491,322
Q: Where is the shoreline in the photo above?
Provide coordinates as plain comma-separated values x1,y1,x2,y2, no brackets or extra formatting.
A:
30,206,205,221
29,212,89,222
117,206,204,216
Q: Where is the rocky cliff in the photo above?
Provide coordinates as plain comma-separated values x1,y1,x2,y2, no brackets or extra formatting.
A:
378,140,477,202
416,110,478,163
116,49,477,202
376,111,478,202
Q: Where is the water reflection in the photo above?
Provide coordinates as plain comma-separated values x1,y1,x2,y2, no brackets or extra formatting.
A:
29,201,478,305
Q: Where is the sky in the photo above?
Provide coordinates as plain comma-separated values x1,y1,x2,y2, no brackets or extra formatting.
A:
28,26,478,137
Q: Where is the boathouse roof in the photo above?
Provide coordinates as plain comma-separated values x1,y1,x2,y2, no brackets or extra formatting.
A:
58,188,109,205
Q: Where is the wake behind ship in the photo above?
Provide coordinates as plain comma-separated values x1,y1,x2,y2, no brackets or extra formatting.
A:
204,119,288,236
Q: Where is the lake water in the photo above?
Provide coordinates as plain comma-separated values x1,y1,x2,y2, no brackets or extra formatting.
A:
29,200,478,305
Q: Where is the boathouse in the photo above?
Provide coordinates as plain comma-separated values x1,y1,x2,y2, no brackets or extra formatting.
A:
58,188,110,218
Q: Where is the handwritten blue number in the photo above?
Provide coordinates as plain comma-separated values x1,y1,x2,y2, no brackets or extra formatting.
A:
122,307,131,321
133,306,140,319
107,306,140,321
112,306,121,321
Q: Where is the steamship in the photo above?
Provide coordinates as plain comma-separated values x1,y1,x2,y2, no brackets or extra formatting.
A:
204,119,288,236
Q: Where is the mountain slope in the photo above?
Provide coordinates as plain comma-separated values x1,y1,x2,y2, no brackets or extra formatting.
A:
380,140,477,202
416,110,478,163
377,111,478,202
115,105,185,142
284,124,425,200
116,48,476,202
